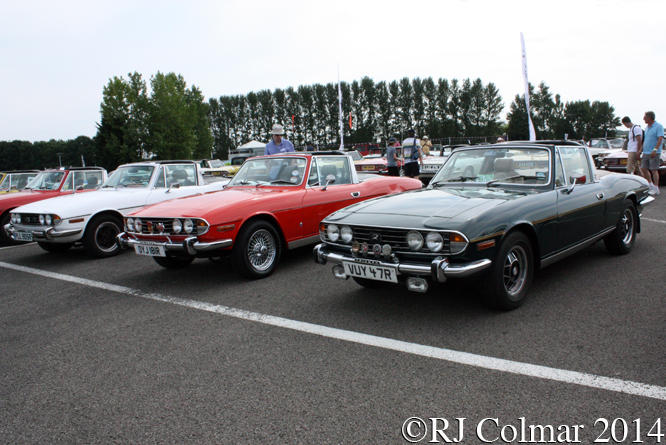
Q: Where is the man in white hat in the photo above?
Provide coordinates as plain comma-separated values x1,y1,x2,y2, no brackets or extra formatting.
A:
265,124,295,155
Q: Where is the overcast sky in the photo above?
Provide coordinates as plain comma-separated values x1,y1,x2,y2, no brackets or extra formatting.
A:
1,0,664,142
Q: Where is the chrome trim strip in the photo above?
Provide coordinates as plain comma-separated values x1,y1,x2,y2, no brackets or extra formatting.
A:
313,243,491,283
287,234,321,250
117,232,231,253
540,227,615,268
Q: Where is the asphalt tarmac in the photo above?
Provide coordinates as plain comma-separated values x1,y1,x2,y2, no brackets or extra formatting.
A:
1,196,665,444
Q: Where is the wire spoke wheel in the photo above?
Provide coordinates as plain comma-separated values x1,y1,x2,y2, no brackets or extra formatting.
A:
247,229,276,271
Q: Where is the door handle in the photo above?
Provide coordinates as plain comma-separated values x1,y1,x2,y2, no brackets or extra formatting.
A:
596,193,604,200
351,192,360,197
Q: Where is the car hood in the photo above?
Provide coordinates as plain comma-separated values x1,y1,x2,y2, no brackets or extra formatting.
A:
128,186,301,219
13,187,155,216
0,189,59,212
325,187,531,226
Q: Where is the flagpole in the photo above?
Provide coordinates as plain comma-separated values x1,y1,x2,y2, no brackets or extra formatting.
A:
338,64,344,151
521,33,537,141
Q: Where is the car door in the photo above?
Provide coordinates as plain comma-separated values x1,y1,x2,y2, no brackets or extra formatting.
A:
302,156,362,237
555,147,607,249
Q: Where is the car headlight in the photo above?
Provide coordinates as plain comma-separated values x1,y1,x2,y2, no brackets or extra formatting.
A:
11,214,19,224
406,231,424,251
183,219,194,234
134,218,142,233
39,214,45,225
450,233,468,254
126,218,134,232
326,224,340,242
172,219,182,234
426,232,444,252
340,225,353,243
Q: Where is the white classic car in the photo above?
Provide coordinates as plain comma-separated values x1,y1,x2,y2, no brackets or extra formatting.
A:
419,145,462,184
5,160,229,257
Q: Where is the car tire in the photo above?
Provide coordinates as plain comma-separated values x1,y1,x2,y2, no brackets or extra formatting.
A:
231,220,281,279
352,277,389,289
0,212,23,246
37,241,73,253
153,255,195,269
82,214,123,258
604,200,636,255
481,231,533,311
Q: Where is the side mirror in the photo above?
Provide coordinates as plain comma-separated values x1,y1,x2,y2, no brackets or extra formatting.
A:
322,174,336,191
166,183,181,193
566,175,586,194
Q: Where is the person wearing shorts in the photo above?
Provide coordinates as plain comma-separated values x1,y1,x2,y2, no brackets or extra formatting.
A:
621,116,643,175
386,138,400,177
401,129,423,180
641,111,664,195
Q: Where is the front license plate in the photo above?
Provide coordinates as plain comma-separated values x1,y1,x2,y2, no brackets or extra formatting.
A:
134,243,166,257
620,159,627,165
343,260,398,283
14,231,32,242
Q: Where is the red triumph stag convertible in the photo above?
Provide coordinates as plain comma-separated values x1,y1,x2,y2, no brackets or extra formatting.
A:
117,152,422,278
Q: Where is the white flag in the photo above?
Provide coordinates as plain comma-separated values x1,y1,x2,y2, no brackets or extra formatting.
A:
338,65,344,151
521,33,537,141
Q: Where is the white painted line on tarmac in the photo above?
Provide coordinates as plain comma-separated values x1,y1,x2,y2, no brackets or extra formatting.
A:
2,260,666,401
643,217,666,224
0,242,35,250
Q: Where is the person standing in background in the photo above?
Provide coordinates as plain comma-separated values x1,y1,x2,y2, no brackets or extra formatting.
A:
641,111,663,195
265,124,295,155
621,116,643,176
421,135,432,156
386,138,400,176
401,128,423,180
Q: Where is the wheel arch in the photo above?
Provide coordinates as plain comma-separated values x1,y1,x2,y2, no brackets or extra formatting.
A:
500,222,541,270
236,213,286,250
85,210,125,229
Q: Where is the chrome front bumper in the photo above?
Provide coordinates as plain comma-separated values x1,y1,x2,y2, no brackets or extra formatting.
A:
117,232,233,256
5,224,82,240
312,243,491,284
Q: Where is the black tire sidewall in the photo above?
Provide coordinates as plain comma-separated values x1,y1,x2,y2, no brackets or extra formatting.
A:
604,201,636,255
484,231,533,310
231,220,281,279
83,214,122,258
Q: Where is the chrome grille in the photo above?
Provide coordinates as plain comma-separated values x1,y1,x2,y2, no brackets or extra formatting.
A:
348,226,451,254
13,214,41,225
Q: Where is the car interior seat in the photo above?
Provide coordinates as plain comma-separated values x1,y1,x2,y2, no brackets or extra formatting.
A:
85,176,99,189
170,169,193,186
320,165,338,184
493,158,518,180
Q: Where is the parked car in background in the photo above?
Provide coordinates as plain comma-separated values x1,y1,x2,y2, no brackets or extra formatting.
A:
588,138,624,167
314,141,653,310
0,170,40,194
196,159,240,177
5,161,227,257
117,152,423,278
343,150,364,163
353,150,405,175
603,150,666,184
420,145,467,184
0,167,107,245
351,144,380,156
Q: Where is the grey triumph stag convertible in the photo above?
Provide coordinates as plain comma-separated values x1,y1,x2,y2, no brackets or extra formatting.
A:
314,141,654,310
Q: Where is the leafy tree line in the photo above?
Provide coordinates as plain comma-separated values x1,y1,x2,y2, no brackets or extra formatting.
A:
506,82,620,140
1,73,623,172
210,76,505,158
0,137,95,171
